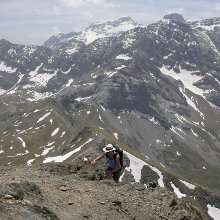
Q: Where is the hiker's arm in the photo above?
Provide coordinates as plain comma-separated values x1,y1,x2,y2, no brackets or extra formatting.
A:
111,154,121,173
91,153,106,165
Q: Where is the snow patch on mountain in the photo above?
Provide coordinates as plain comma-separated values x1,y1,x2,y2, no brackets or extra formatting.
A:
65,79,74,87
124,151,146,182
170,182,186,198
104,70,117,77
179,179,196,189
91,73,97,78
116,54,132,60
27,91,54,101
22,46,37,56
65,46,79,55
115,65,126,70
27,158,35,166
78,17,138,45
75,96,93,102
37,112,51,123
60,131,65,138
100,105,106,111
179,88,205,119
160,66,204,96
43,138,93,163
207,204,220,220
18,137,26,148
124,151,164,187
0,88,7,95
44,17,138,48
148,117,160,125
41,146,54,156
170,127,185,139
113,133,118,139
7,74,24,95
79,30,105,45
0,61,17,73
122,36,137,48
51,128,59,136
191,129,198,137
29,64,43,78
29,70,58,87
8,49,17,56
99,115,104,123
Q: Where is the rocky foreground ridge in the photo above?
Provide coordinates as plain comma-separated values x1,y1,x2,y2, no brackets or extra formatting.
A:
0,162,210,220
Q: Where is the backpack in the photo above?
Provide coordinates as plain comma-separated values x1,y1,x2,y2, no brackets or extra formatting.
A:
113,145,124,169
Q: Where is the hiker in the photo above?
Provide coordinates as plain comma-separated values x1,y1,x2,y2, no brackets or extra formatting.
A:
91,144,122,183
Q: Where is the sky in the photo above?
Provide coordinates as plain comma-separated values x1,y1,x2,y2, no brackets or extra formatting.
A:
1,0,220,46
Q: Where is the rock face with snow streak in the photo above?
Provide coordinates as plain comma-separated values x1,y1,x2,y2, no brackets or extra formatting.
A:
0,15,220,197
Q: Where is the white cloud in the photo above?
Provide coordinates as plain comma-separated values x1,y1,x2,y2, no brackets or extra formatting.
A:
215,3,220,10
1,0,220,46
83,11,94,18
88,0,106,4
53,6,61,15
60,0,86,7
167,7,185,15
52,26,62,35
29,26,61,41
60,0,107,8
145,0,154,3
104,2,120,8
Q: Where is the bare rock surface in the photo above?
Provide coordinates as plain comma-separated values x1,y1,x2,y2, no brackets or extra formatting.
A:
0,164,206,220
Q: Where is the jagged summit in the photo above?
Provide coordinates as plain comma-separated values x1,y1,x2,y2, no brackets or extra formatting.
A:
44,16,138,48
189,16,220,31
78,16,138,45
90,16,135,26
0,39,13,46
164,13,185,23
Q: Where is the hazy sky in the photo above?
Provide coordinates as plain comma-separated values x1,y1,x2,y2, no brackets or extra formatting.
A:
1,0,220,45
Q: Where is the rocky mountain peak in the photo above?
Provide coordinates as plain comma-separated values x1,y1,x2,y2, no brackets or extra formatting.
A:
76,16,138,45
189,16,220,32
199,17,220,26
43,16,138,48
0,39,12,46
90,16,136,27
118,16,135,22
164,13,185,23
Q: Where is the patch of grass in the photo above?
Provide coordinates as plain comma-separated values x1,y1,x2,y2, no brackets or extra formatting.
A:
177,168,220,193
179,198,210,220
169,138,220,193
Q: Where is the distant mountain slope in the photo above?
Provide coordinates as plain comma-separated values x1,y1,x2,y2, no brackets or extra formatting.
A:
0,14,219,203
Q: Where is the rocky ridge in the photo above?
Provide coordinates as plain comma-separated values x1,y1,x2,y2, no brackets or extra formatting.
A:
0,162,210,220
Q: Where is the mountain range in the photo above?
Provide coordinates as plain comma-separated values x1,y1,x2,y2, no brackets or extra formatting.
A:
0,13,220,219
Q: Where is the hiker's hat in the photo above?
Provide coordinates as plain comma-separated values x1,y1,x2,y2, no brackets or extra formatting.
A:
103,144,115,152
